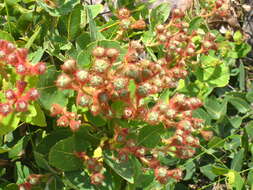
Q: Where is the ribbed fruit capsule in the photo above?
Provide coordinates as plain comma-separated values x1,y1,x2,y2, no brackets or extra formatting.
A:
89,75,103,87
15,99,28,112
75,70,89,83
33,62,46,75
5,90,16,100
105,48,119,59
56,74,72,89
0,103,12,116
61,59,76,73
93,59,110,73
26,88,40,101
77,93,92,107
92,47,105,58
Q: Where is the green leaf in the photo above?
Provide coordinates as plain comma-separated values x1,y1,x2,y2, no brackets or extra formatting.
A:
246,121,253,139
77,40,126,68
150,3,171,30
204,97,227,120
196,60,230,87
8,136,30,159
104,151,135,184
86,112,107,127
231,148,244,171
3,184,19,190
0,113,20,136
34,151,53,171
68,5,82,40
227,96,251,113
233,31,243,42
37,0,80,16
28,47,45,65
20,102,46,127
200,164,218,180
137,125,164,148
189,17,204,32
37,65,71,110
225,170,244,190
0,30,15,42
183,160,196,180
239,63,245,91
25,26,41,49
246,90,253,103
36,129,72,155
86,5,105,41
49,135,89,171
235,43,251,58
29,102,47,126
211,165,229,175
15,161,31,184
87,4,104,19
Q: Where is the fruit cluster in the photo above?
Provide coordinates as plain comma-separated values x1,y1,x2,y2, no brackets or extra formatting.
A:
0,40,46,117
117,8,146,31
50,103,81,132
52,4,222,186
75,152,105,185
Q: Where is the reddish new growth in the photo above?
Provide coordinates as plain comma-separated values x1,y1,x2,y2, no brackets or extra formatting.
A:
50,104,81,132
0,40,46,117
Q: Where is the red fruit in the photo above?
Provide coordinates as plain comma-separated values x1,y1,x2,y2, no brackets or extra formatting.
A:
200,130,213,141
105,48,119,59
187,97,202,110
61,59,76,73
16,63,28,75
0,103,12,116
167,169,182,181
32,62,46,75
92,47,105,58
117,8,131,19
50,104,63,116
156,24,165,33
76,93,92,107
93,59,110,73
75,69,89,83
134,147,146,157
15,99,28,112
26,88,40,101
5,89,16,100
56,73,72,89
69,120,81,132
131,19,146,30
19,182,32,190
154,166,169,184
90,173,105,185
57,115,69,127
28,174,43,185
